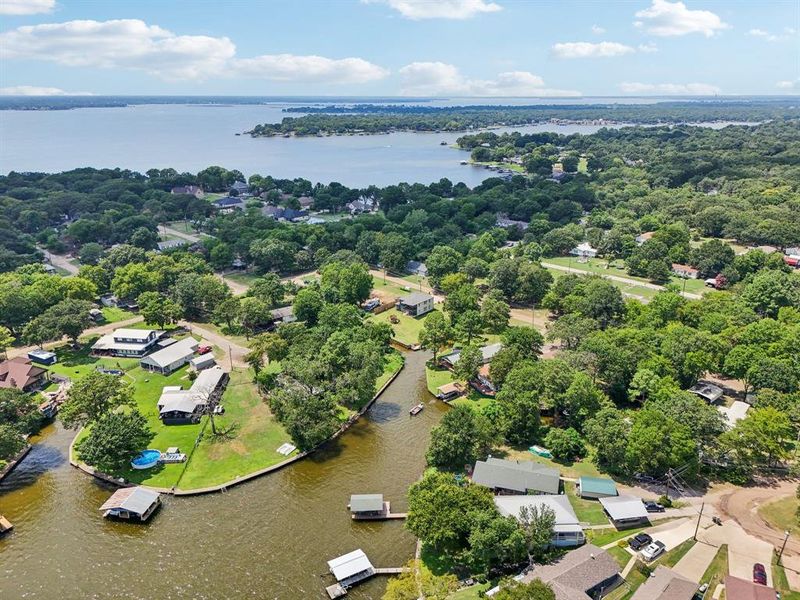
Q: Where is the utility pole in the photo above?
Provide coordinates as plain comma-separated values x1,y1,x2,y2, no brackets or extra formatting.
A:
693,503,704,540
665,469,672,503
228,344,233,371
778,530,790,565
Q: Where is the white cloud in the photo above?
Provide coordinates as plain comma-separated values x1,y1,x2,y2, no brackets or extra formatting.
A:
638,42,658,53
231,55,388,84
591,25,606,35
398,62,580,96
0,0,54,15
747,27,794,42
634,0,729,37
0,19,388,84
776,79,799,90
0,85,92,95
363,0,501,20
620,81,721,95
551,42,636,59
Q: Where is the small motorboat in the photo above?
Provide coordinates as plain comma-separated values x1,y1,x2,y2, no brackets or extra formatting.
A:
409,403,424,416
0,515,13,534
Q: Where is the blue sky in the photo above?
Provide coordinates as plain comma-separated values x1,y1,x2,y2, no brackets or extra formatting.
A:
0,0,798,96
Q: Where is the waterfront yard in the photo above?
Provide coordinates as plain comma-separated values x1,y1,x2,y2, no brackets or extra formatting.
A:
499,445,605,479
369,307,435,347
47,341,140,380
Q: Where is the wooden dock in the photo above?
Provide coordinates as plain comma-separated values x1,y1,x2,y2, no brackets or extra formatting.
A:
351,500,407,521
325,568,411,598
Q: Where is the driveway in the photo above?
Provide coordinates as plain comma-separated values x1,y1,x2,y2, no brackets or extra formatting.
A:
673,539,719,582
180,321,249,370
40,247,79,275
645,517,695,551
698,520,775,587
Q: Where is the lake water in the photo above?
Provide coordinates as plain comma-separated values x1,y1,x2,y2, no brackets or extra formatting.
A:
0,351,446,599
1,102,626,186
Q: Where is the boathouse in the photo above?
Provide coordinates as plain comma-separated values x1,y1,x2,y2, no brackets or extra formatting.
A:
349,494,386,518
328,549,375,589
99,487,161,522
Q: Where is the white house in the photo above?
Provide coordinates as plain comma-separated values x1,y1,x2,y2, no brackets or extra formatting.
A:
140,337,199,375
570,242,598,258
91,328,163,358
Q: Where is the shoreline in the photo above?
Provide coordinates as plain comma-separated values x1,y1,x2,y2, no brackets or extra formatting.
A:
68,353,406,496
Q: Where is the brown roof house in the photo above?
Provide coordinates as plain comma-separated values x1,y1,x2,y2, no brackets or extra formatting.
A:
0,357,48,392
630,566,696,600
518,543,621,599
724,576,777,600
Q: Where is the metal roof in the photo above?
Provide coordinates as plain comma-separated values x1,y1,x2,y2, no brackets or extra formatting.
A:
113,328,156,340
398,292,433,306
99,487,160,515
349,494,384,513
140,337,198,368
327,549,374,582
494,495,581,533
599,495,649,521
472,457,560,494
578,476,618,497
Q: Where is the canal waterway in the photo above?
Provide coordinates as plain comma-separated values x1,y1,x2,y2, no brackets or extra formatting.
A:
0,350,444,599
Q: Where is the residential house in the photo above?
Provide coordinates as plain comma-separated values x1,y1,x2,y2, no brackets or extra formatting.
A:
297,196,314,209
189,354,216,371
514,544,621,600
157,366,227,424
471,364,496,396
441,343,503,370
271,306,296,325
570,242,598,258
688,381,724,403
785,247,800,258
635,231,655,245
157,239,189,252
139,337,199,375
405,261,428,277
724,575,776,600
630,566,696,600
494,495,585,547
577,476,618,499
91,328,163,358
599,495,649,528
262,205,285,219
282,208,308,222
471,457,560,495
0,357,48,392
345,197,376,214
170,185,204,199
230,180,249,196
27,349,57,366
397,292,434,317
213,196,247,212
671,263,699,279
496,216,529,231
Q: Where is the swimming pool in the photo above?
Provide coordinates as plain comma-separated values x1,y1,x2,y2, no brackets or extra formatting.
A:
130,449,161,470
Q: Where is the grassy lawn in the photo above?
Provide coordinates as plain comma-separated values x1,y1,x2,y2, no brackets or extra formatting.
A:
448,582,492,600
426,364,455,395
699,544,728,595
607,545,633,569
371,275,416,299
661,539,696,567
499,445,605,479
100,306,136,323
369,307,434,347
586,525,648,547
375,350,404,392
222,272,260,288
164,220,199,234
758,496,799,535
47,342,140,380
565,481,609,525
451,392,494,411
544,256,708,295
773,557,800,600
577,157,588,173
177,369,293,490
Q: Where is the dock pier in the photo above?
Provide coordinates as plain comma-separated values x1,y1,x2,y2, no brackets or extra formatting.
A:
351,500,407,520
325,548,410,598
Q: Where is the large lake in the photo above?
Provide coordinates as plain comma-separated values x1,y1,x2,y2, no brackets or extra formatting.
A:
0,101,634,186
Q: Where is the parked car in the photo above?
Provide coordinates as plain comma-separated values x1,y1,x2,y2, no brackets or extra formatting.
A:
693,583,709,599
753,563,767,585
644,501,666,513
197,345,212,355
628,533,653,550
640,540,666,561
634,472,657,484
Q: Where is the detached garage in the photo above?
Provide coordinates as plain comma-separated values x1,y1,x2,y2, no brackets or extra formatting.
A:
577,476,618,499
599,495,649,528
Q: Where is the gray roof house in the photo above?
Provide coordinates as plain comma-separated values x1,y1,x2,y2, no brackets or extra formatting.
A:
140,337,199,375
471,457,560,495
441,343,502,369
158,366,228,424
688,381,724,403
495,495,585,547
517,544,621,600
397,292,434,317
406,261,428,277
599,495,649,527
630,566,696,600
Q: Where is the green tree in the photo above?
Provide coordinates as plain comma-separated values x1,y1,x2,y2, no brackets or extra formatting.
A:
320,260,372,305
293,287,324,325
546,314,597,350
75,409,153,473
558,373,609,431
418,311,452,364
0,423,26,460
518,503,557,559
426,245,463,288
209,243,234,271
543,428,586,461
0,388,42,435
625,407,697,477
0,325,15,358
23,299,93,346
382,560,457,600
584,407,630,472
137,291,182,329
60,371,134,428
238,296,272,338
493,579,555,600
453,344,483,383
78,242,104,265
212,296,241,331
502,326,545,358
468,512,528,574
455,310,484,345
741,270,800,318
426,404,496,469
720,407,795,468
481,290,510,334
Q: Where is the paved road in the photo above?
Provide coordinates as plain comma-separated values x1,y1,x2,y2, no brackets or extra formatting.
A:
7,315,144,359
540,261,702,300
40,248,79,275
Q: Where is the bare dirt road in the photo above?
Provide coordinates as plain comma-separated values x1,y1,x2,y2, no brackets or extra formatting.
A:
180,321,249,369
40,248,79,275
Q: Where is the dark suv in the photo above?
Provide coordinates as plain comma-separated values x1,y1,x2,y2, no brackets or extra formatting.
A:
628,532,653,550
644,501,666,513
